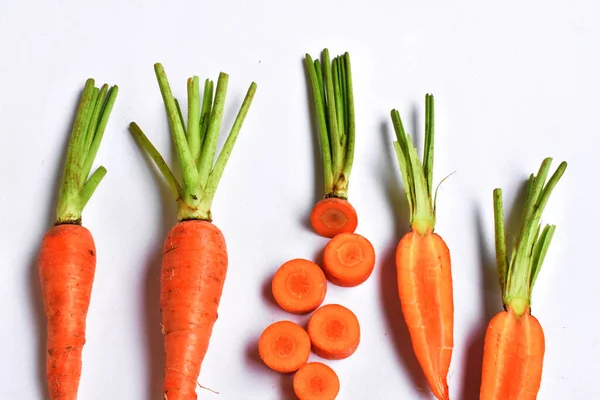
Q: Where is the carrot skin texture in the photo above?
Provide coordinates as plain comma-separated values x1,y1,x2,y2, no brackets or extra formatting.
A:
162,220,228,400
39,224,96,400
396,230,453,400
480,308,545,400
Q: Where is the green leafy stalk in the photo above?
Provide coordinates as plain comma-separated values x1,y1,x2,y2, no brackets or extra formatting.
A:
304,49,356,199
56,79,118,224
389,94,436,235
129,63,257,222
494,158,567,316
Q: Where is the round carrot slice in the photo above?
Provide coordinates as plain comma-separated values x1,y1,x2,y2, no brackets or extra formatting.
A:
258,321,311,373
293,362,340,400
307,304,360,360
310,198,358,238
272,258,327,314
323,233,375,287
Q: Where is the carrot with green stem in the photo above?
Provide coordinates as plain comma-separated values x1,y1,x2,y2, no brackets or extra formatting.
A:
390,94,453,399
480,158,567,400
305,49,358,238
39,79,118,400
129,63,256,399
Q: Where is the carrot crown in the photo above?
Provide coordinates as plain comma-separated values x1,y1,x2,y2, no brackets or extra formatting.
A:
390,94,436,235
56,79,118,224
129,63,257,222
304,49,356,200
493,158,567,317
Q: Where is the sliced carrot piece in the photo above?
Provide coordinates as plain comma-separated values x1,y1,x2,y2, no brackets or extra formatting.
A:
272,259,327,314
307,304,360,360
293,362,340,400
310,198,358,238
323,233,375,287
258,321,311,373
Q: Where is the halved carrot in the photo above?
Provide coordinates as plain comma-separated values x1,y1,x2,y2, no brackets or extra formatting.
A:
322,232,375,287
293,362,340,400
305,49,359,238
307,304,360,360
480,158,567,399
258,321,311,373
272,258,327,314
389,95,453,400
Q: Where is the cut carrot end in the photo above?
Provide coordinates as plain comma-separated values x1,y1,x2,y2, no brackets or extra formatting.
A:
293,362,340,400
323,233,375,287
272,259,327,314
258,321,311,373
307,304,360,360
310,198,358,238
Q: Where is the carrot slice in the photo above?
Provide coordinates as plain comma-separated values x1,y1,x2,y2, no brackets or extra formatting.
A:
323,233,375,287
258,321,311,373
307,304,360,360
293,362,340,400
310,198,358,238
272,258,327,314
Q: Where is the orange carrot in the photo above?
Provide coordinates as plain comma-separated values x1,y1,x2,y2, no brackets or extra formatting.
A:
258,320,311,373
307,304,360,360
389,95,453,399
305,49,359,238
322,232,375,287
129,64,256,399
480,158,567,399
39,79,118,400
272,258,327,314
293,362,340,400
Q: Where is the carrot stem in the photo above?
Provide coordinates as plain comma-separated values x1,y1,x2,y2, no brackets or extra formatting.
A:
198,72,228,189
129,63,256,221
187,76,201,158
305,49,356,199
493,188,508,295
390,95,436,235
56,79,118,224
128,122,182,199
498,158,567,316
202,82,257,212
305,54,333,194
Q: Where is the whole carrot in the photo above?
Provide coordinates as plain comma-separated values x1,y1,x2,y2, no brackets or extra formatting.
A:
304,49,358,238
129,64,256,399
389,95,453,399
480,158,567,399
39,79,118,399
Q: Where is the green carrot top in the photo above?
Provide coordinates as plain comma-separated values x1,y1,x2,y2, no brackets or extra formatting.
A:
305,49,356,200
129,63,257,222
493,158,567,317
56,79,118,225
390,94,436,236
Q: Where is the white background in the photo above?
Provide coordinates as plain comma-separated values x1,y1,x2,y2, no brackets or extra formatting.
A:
0,1,598,399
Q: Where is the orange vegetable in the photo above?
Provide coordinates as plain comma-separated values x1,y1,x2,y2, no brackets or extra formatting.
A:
272,258,327,314
293,362,340,400
305,49,358,238
39,79,118,399
258,321,311,373
480,158,567,399
322,232,375,287
389,95,453,399
130,63,256,399
307,304,360,360
310,198,358,238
